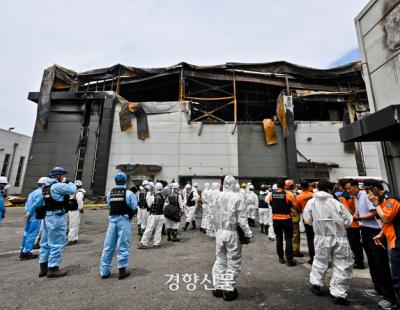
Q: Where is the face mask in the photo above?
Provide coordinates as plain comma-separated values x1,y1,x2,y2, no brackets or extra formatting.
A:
61,176,67,183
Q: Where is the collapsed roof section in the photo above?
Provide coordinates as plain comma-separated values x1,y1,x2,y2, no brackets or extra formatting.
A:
30,61,367,131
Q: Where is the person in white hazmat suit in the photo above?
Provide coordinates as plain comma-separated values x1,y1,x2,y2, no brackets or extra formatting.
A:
206,182,220,238
211,175,252,302
137,180,149,238
303,180,354,305
266,185,277,241
246,184,258,227
200,183,211,233
183,184,199,231
138,182,165,249
67,180,85,245
164,183,183,241
258,185,270,234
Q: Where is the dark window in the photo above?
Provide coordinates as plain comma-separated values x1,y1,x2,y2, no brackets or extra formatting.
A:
14,156,25,187
1,154,10,176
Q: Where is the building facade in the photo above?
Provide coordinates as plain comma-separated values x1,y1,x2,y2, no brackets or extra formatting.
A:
0,128,31,195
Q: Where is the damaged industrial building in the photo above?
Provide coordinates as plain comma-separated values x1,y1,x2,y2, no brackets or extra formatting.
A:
22,61,383,197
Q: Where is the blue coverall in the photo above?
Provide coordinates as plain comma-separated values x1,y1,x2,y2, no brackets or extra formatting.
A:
0,190,5,224
35,179,77,268
20,187,43,254
100,186,137,276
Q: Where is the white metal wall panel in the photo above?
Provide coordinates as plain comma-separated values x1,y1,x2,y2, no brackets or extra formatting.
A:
296,122,382,181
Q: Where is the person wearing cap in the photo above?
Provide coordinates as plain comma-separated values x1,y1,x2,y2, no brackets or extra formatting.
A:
66,180,86,245
269,179,298,266
285,179,303,258
246,184,258,227
183,184,199,231
348,178,397,308
138,182,165,249
19,177,48,260
100,172,137,279
0,176,8,224
34,167,77,278
368,179,400,302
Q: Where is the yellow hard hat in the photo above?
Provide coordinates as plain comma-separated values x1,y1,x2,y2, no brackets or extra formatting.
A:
241,182,247,189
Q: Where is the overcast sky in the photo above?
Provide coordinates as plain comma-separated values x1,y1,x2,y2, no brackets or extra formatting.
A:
1,0,368,136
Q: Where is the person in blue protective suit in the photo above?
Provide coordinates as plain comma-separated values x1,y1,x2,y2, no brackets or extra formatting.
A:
0,176,8,224
35,167,77,278
19,177,49,260
100,172,138,280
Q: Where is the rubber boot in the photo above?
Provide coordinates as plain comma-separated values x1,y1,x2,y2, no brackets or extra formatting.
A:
167,228,172,241
47,266,67,278
248,218,251,226
137,225,142,237
191,220,196,230
183,222,190,231
260,224,264,233
212,289,223,298
223,288,238,301
162,224,166,235
21,252,39,260
39,262,48,278
118,267,131,280
172,229,181,242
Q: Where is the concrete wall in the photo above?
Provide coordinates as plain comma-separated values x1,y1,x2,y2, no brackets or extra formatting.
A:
356,0,400,194
237,124,286,178
296,121,382,181
106,103,238,192
0,129,31,195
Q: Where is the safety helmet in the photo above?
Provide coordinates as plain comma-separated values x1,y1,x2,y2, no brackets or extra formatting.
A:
50,167,68,177
193,183,198,187
142,180,149,186
74,180,83,187
272,184,278,190
171,183,179,189
155,182,163,191
37,177,48,185
241,182,247,189
249,184,254,190
114,172,127,184
139,186,144,190
0,176,8,184
149,182,155,187
185,184,191,189
285,179,294,190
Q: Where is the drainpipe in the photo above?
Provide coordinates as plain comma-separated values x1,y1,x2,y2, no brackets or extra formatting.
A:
7,143,18,182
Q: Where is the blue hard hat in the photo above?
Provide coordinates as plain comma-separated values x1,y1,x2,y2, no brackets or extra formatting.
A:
114,172,127,184
50,166,68,177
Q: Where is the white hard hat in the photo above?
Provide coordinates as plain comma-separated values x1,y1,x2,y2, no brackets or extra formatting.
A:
74,180,83,187
193,183,198,187
38,177,48,184
155,182,163,191
272,184,278,190
142,180,149,186
139,186,144,190
249,184,254,190
149,182,155,187
185,184,191,189
0,176,8,184
172,183,179,189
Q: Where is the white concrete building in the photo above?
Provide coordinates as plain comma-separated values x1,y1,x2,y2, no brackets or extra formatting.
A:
0,128,31,195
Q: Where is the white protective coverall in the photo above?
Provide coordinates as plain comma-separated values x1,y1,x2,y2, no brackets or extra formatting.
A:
201,183,211,230
246,188,258,221
68,189,85,242
265,191,276,239
185,188,199,223
258,190,269,225
206,182,220,237
303,191,354,299
140,183,165,247
212,176,252,291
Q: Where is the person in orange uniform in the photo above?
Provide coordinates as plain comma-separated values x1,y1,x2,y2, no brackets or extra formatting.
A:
285,180,303,258
269,179,298,266
297,180,314,264
339,179,365,269
367,180,400,299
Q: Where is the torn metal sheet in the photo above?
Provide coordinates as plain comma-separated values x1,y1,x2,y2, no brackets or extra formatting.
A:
276,92,288,138
263,118,277,145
